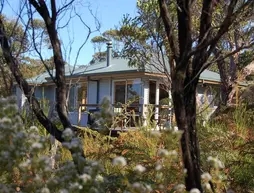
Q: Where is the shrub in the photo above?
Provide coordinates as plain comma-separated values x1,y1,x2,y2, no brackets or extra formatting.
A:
1,96,252,192
200,105,254,192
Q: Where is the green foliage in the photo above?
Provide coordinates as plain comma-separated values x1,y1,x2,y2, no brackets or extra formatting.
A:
0,15,50,97
0,15,28,97
0,97,52,192
0,15,29,53
199,106,254,192
239,51,254,70
89,97,114,134
29,19,46,30
241,84,254,104
80,126,184,192
89,51,107,64
90,29,124,64
102,29,121,41
119,10,161,68
1,96,253,192
0,96,185,192
118,0,189,72
91,36,108,43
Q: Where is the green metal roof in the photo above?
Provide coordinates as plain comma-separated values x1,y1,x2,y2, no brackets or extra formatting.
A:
27,70,53,84
74,58,140,75
28,58,221,84
27,65,74,84
200,69,221,82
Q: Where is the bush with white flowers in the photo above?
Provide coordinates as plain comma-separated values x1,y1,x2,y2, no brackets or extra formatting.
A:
0,97,106,193
1,97,252,193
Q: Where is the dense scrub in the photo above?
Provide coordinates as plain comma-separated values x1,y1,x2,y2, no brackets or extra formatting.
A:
0,97,253,192
199,105,254,193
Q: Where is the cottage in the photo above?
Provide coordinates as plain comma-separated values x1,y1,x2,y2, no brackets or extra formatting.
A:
15,42,221,127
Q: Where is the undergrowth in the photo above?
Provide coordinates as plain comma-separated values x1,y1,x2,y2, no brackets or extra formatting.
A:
0,97,253,192
199,104,254,193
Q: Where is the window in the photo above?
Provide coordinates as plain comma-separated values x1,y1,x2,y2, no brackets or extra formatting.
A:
114,79,141,127
68,83,88,112
127,80,141,102
114,81,126,104
114,80,141,105
77,83,87,112
55,85,76,111
196,85,219,108
68,86,75,111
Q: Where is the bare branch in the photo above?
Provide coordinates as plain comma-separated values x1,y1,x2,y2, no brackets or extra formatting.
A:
158,0,179,70
8,1,29,58
62,25,74,69
57,6,75,29
0,0,5,13
57,0,75,16
207,0,253,55
29,0,72,129
72,6,100,68
184,42,254,90
0,16,64,142
27,2,55,83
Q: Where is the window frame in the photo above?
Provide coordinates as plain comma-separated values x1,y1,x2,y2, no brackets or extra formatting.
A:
112,79,142,106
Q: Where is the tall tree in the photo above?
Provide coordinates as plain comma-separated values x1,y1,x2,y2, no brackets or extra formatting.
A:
157,0,254,191
90,29,122,64
118,11,170,91
0,15,50,97
0,15,29,97
90,35,108,64
118,0,254,191
0,0,99,174
212,12,254,111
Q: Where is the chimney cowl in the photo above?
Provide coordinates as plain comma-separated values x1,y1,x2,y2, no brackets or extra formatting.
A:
107,41,112,46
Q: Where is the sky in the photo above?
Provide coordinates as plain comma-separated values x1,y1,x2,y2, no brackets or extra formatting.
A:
60,0,138,65
3,0,138,66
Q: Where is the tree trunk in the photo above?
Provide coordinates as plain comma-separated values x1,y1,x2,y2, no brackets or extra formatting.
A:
218,61,232,105
217,30,240,107
211,49,234,117
0,18,64,142
172,77,202,191
45,24,72,129
0,19,86,174
27,0,72,129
